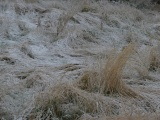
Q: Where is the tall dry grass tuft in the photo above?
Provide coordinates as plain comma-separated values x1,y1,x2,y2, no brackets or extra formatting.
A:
102,44,138,96
79,43,139,98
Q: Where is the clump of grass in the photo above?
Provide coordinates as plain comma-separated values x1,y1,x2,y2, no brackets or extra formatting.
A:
99,1,145,25
95,112,160,120
0,107,14,120
81,5,96,13
79,0,97,13
55,1,87,38
27,83,117,119
102,44,137,96
20,43,34,59
0,56,15,65
56,12,72,37
78,43,139,97
132,45,160,81
56,3,81,39
24,73,42,88
131,47,150,79
81,6,91,12
82,30,97,43
24,0,39,3
14,2,28,15
149,46,160,71
27,84,93,119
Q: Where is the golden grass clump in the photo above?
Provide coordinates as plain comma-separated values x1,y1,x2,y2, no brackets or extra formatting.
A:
27,83,118,119
79,43,139,98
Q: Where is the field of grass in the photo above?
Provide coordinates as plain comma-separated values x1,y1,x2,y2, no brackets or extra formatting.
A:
0,0,160,120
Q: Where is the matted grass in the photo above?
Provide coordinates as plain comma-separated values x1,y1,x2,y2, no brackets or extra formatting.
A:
27,83,119,120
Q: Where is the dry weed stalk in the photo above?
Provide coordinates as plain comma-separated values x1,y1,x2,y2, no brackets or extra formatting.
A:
79,43,139,98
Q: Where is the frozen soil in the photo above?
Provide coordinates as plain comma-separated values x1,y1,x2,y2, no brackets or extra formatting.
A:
0,0,160,120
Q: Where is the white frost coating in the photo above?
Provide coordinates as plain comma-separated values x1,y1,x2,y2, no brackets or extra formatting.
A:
30,45,48,55
0,1,160,119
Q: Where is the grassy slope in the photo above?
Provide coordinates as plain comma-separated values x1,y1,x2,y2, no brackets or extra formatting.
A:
0,0,160,119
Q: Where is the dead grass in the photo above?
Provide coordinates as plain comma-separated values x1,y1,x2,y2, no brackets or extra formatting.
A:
1,0,160,119
78,43,140,98
0,55,15,65
132,48,151,80
92,113,160,120
24,0,39,3
14,1,29,15
56,12,73,37
27,83,119,119
55,1,86,38
149,45,160,72
99,1,145,24
0,107,14,120
132,45,160,80
20,42,34,59
80,0,97,13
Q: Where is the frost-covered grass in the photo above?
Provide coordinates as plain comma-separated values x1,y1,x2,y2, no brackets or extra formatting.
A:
0,0,160,120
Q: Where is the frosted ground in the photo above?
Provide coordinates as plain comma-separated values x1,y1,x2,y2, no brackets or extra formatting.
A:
0,0,160,119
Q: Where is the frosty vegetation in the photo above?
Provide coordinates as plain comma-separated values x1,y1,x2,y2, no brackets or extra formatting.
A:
0,0,160,120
